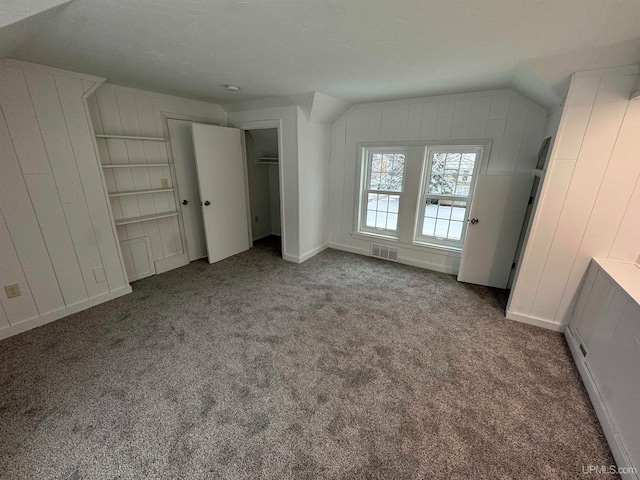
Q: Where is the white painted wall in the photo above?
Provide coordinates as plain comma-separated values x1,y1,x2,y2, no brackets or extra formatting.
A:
329,89,547,274
86,83,227,275
297,109,331,261
0,59,130,339
508,65,640,329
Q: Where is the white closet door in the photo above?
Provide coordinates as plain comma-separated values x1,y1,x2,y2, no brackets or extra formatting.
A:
167,119,207,261
192,124,250,264
458,174,533,288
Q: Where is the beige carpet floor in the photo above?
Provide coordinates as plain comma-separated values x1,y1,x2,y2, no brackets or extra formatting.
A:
0,237,617,479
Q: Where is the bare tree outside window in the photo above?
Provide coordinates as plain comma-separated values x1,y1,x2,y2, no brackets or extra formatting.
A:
362,151,406,233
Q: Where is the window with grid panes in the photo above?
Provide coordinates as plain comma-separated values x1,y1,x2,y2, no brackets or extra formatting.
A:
415,146,482,247
358,148,406,236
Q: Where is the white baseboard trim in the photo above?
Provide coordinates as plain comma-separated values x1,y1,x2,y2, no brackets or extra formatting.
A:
505,310,565,332
328,242,458,274
397,255,457,275
299,243,329,263
328,242,369,256
564,328,637,479
282,253,300,263
0,286,132,340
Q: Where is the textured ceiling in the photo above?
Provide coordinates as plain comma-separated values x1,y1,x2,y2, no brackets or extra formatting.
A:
4,0,640,109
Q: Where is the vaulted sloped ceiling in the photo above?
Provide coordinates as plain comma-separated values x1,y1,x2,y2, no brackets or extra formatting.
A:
2,0,640,110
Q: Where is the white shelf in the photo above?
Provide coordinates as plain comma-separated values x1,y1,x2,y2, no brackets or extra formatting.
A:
108,187,174,197
114,211,179,226
102,163,169,168
96,134,167,142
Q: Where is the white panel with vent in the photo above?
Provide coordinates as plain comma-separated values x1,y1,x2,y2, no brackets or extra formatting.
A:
370,243,399,262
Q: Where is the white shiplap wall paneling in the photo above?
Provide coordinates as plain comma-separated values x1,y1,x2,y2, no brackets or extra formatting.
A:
0,87,65,315
496,100,528,174
434,114,453,141
467,96,491,139
406,102,423,141
22,69,109,300
521,108,548,151
0,60,130,338
0,302,8,329
133,94,156,137
392,103,410,141
0,67,51,175
24,70,84,204
420,102,439,140
553,76,640,322
508,65,640,328
379,105,395,142
483,118,507,173
54,76,128,292
24,173,89,307
610,175,640,262
530,73,636,322
509,160,576,315
488,95,511,119
328,89,547,275
0,209,40,323
553,76,601,160
451,97,473,140
60,201,109,299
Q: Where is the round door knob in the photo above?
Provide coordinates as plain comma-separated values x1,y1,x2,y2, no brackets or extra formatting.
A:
204,200,211,206
470,218,479,225
182,199,188,205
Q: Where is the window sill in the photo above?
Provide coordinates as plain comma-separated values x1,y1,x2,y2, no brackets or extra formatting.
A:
412,240,463,254
352,230,399,242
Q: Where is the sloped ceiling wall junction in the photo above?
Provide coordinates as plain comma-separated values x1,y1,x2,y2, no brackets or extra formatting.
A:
1,1,640,109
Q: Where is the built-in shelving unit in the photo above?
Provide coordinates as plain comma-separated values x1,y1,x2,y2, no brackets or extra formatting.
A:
95,133,180,230
96,134,167,142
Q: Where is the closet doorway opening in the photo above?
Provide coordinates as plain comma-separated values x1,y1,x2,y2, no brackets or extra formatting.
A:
244,128,282,257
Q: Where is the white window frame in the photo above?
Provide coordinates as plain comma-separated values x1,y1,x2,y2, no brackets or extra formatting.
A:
414,145,484,249
357,146,408,238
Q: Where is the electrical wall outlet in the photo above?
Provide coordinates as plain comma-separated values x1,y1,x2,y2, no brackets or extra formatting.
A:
161,178,169,188
4,284,21,299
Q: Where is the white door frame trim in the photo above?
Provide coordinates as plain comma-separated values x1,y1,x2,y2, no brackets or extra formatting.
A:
233,119,286,258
